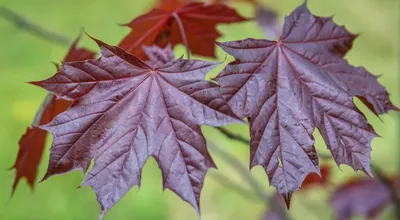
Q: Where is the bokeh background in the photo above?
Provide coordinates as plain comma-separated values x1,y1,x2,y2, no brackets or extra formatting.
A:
0,0,399,219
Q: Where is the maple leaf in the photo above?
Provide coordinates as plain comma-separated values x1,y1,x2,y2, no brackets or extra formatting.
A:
63,38,97,63
300,164,331,190
153,0,256,11
215,2,382,207
31,37,242,218
10,36,95,194
330,178,392,220
118,2,246,59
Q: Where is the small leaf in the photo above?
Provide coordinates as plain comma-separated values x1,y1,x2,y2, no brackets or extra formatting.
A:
154,0,257,11
330,178,393,220
63,35,97,62
119,2,247,59
300,164,331,190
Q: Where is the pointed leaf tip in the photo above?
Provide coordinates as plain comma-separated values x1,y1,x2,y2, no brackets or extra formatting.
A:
283,193,292,209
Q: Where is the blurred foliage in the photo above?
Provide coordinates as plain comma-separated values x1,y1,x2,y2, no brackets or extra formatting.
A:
0,0,398,219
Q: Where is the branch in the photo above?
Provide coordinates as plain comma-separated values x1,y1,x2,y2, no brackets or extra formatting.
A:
171,12,190,59
215,127,249,145
208,172,261,202
31,93,53,126
208,141,290,220
0,6,70,46
215,132,398,218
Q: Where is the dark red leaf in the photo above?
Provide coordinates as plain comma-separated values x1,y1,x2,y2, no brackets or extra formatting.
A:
300,164,331,190
11,35,95,194
154,0,256,11
31,37,242,218
330,178,392,220
63,36,97,62
118,2,246,59
255,4,281,40
11,95,70,194
215,2,383,207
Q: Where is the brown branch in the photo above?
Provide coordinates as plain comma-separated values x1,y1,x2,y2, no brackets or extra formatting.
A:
171,12,190,59
208,141,290,220
0,6,70,46
214,132,398,218
215,127,249,145
208,172,261,202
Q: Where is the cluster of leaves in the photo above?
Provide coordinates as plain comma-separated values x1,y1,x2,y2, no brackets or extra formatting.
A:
11,0,398,219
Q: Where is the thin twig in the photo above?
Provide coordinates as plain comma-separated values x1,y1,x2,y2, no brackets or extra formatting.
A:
0,6,70,46
208,172,261,202
208,141,290,220
215,127,249,145
171,12,190,59
31,93,53,126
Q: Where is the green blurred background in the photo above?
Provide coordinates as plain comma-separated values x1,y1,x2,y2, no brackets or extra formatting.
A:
0,0,398,219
